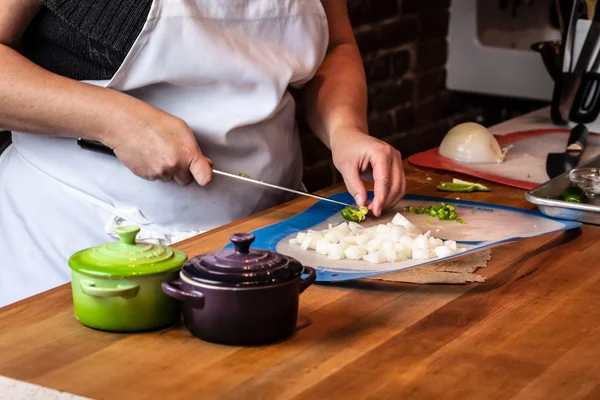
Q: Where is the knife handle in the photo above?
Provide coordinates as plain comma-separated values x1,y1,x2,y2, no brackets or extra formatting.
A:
77,138,116,156
566,124,589,152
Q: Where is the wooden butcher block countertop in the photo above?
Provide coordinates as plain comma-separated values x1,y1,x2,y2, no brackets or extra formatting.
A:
0,162,599,400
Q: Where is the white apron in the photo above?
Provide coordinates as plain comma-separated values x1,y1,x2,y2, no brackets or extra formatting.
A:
0,0,329,307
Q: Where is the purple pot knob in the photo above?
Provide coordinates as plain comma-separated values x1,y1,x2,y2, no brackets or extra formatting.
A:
230,233,255,254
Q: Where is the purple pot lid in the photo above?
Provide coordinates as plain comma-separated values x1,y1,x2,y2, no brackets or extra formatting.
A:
182,233,303,287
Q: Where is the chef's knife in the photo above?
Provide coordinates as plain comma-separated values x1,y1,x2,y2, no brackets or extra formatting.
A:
545,124,589,179
76,138,355,208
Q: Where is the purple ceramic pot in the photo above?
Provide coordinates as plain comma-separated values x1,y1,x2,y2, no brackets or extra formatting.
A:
162,233,316,345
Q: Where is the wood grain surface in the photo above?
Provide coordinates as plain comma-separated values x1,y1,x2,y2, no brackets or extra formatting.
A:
0,163,598,400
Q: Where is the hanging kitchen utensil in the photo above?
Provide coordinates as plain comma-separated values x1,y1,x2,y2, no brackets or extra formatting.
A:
559,4,600,123
551,0,587,124
569,0,600,122
587,0,598,20
546,124,590,179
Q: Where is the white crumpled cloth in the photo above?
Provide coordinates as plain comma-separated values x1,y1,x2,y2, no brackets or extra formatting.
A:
103,207,204,245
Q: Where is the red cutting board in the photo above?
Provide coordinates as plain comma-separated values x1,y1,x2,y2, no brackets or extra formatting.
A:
407,129,600,190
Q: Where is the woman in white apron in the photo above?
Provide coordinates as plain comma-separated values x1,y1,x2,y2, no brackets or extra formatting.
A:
0,0,405,307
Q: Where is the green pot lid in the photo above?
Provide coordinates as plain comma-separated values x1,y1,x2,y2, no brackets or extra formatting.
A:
68,226,187,278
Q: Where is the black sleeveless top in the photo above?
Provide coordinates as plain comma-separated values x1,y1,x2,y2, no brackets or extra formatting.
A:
21,0,152,81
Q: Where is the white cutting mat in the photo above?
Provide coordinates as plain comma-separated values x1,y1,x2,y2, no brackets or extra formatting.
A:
225,193,581,282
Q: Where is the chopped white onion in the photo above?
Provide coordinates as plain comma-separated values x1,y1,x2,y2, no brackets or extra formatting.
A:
289,212,465,264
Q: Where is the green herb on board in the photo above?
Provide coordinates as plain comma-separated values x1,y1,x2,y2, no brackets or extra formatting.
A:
404,203,464,224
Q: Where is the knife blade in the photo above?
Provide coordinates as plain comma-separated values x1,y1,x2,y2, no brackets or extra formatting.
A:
210,169,353,207
545,124,589,179
76,138,355,208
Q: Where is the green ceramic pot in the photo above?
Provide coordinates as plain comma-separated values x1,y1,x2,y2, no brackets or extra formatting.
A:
68,226,187,332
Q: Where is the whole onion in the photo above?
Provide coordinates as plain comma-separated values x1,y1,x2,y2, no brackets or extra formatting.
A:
439,122,509,164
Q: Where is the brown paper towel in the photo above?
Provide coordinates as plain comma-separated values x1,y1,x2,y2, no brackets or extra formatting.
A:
367,249,492,284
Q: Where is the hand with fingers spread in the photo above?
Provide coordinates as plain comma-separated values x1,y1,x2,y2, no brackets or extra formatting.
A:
331,129,406,217
101,99,214,187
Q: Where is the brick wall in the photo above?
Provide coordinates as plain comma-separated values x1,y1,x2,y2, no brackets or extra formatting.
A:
301,0,459,191
300,0,547,192
0,0,548,188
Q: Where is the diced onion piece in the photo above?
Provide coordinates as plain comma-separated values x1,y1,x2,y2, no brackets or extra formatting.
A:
407,225,422,235
444,240,457,251
300,236,312,250
366,238,383,253
343,236,357,245
434,246,454,258
376,224,391,234
365,226,379,235
327,243,344,260
411,235,429,251
326,230,344,243
391,213,411,226
391,212,421,235
289,238,298,245
382,240,395,252
296,232,306,243
412,249,432,260
334,223,351,236
363,252,384,264
399,236,414,248
316,239,329,255
348,222,363,232
390,225,407,240
344,245,367,260
355,235,370,246
385,250,398,262
428,236,439,249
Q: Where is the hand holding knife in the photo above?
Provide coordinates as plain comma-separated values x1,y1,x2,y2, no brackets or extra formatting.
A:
77,138,360,208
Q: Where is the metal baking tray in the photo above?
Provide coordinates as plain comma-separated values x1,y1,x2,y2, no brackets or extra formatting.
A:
526,154,600,225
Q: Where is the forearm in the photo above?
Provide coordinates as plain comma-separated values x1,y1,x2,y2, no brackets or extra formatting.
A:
301,41,368,148
0,44,138,142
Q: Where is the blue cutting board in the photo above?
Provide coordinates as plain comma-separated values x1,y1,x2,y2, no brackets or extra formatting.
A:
224,192,581,282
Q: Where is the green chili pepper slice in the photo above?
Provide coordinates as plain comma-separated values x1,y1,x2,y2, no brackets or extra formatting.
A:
341,206,369,222
437,179,491,193
560,187,585,203
403,202,465,224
